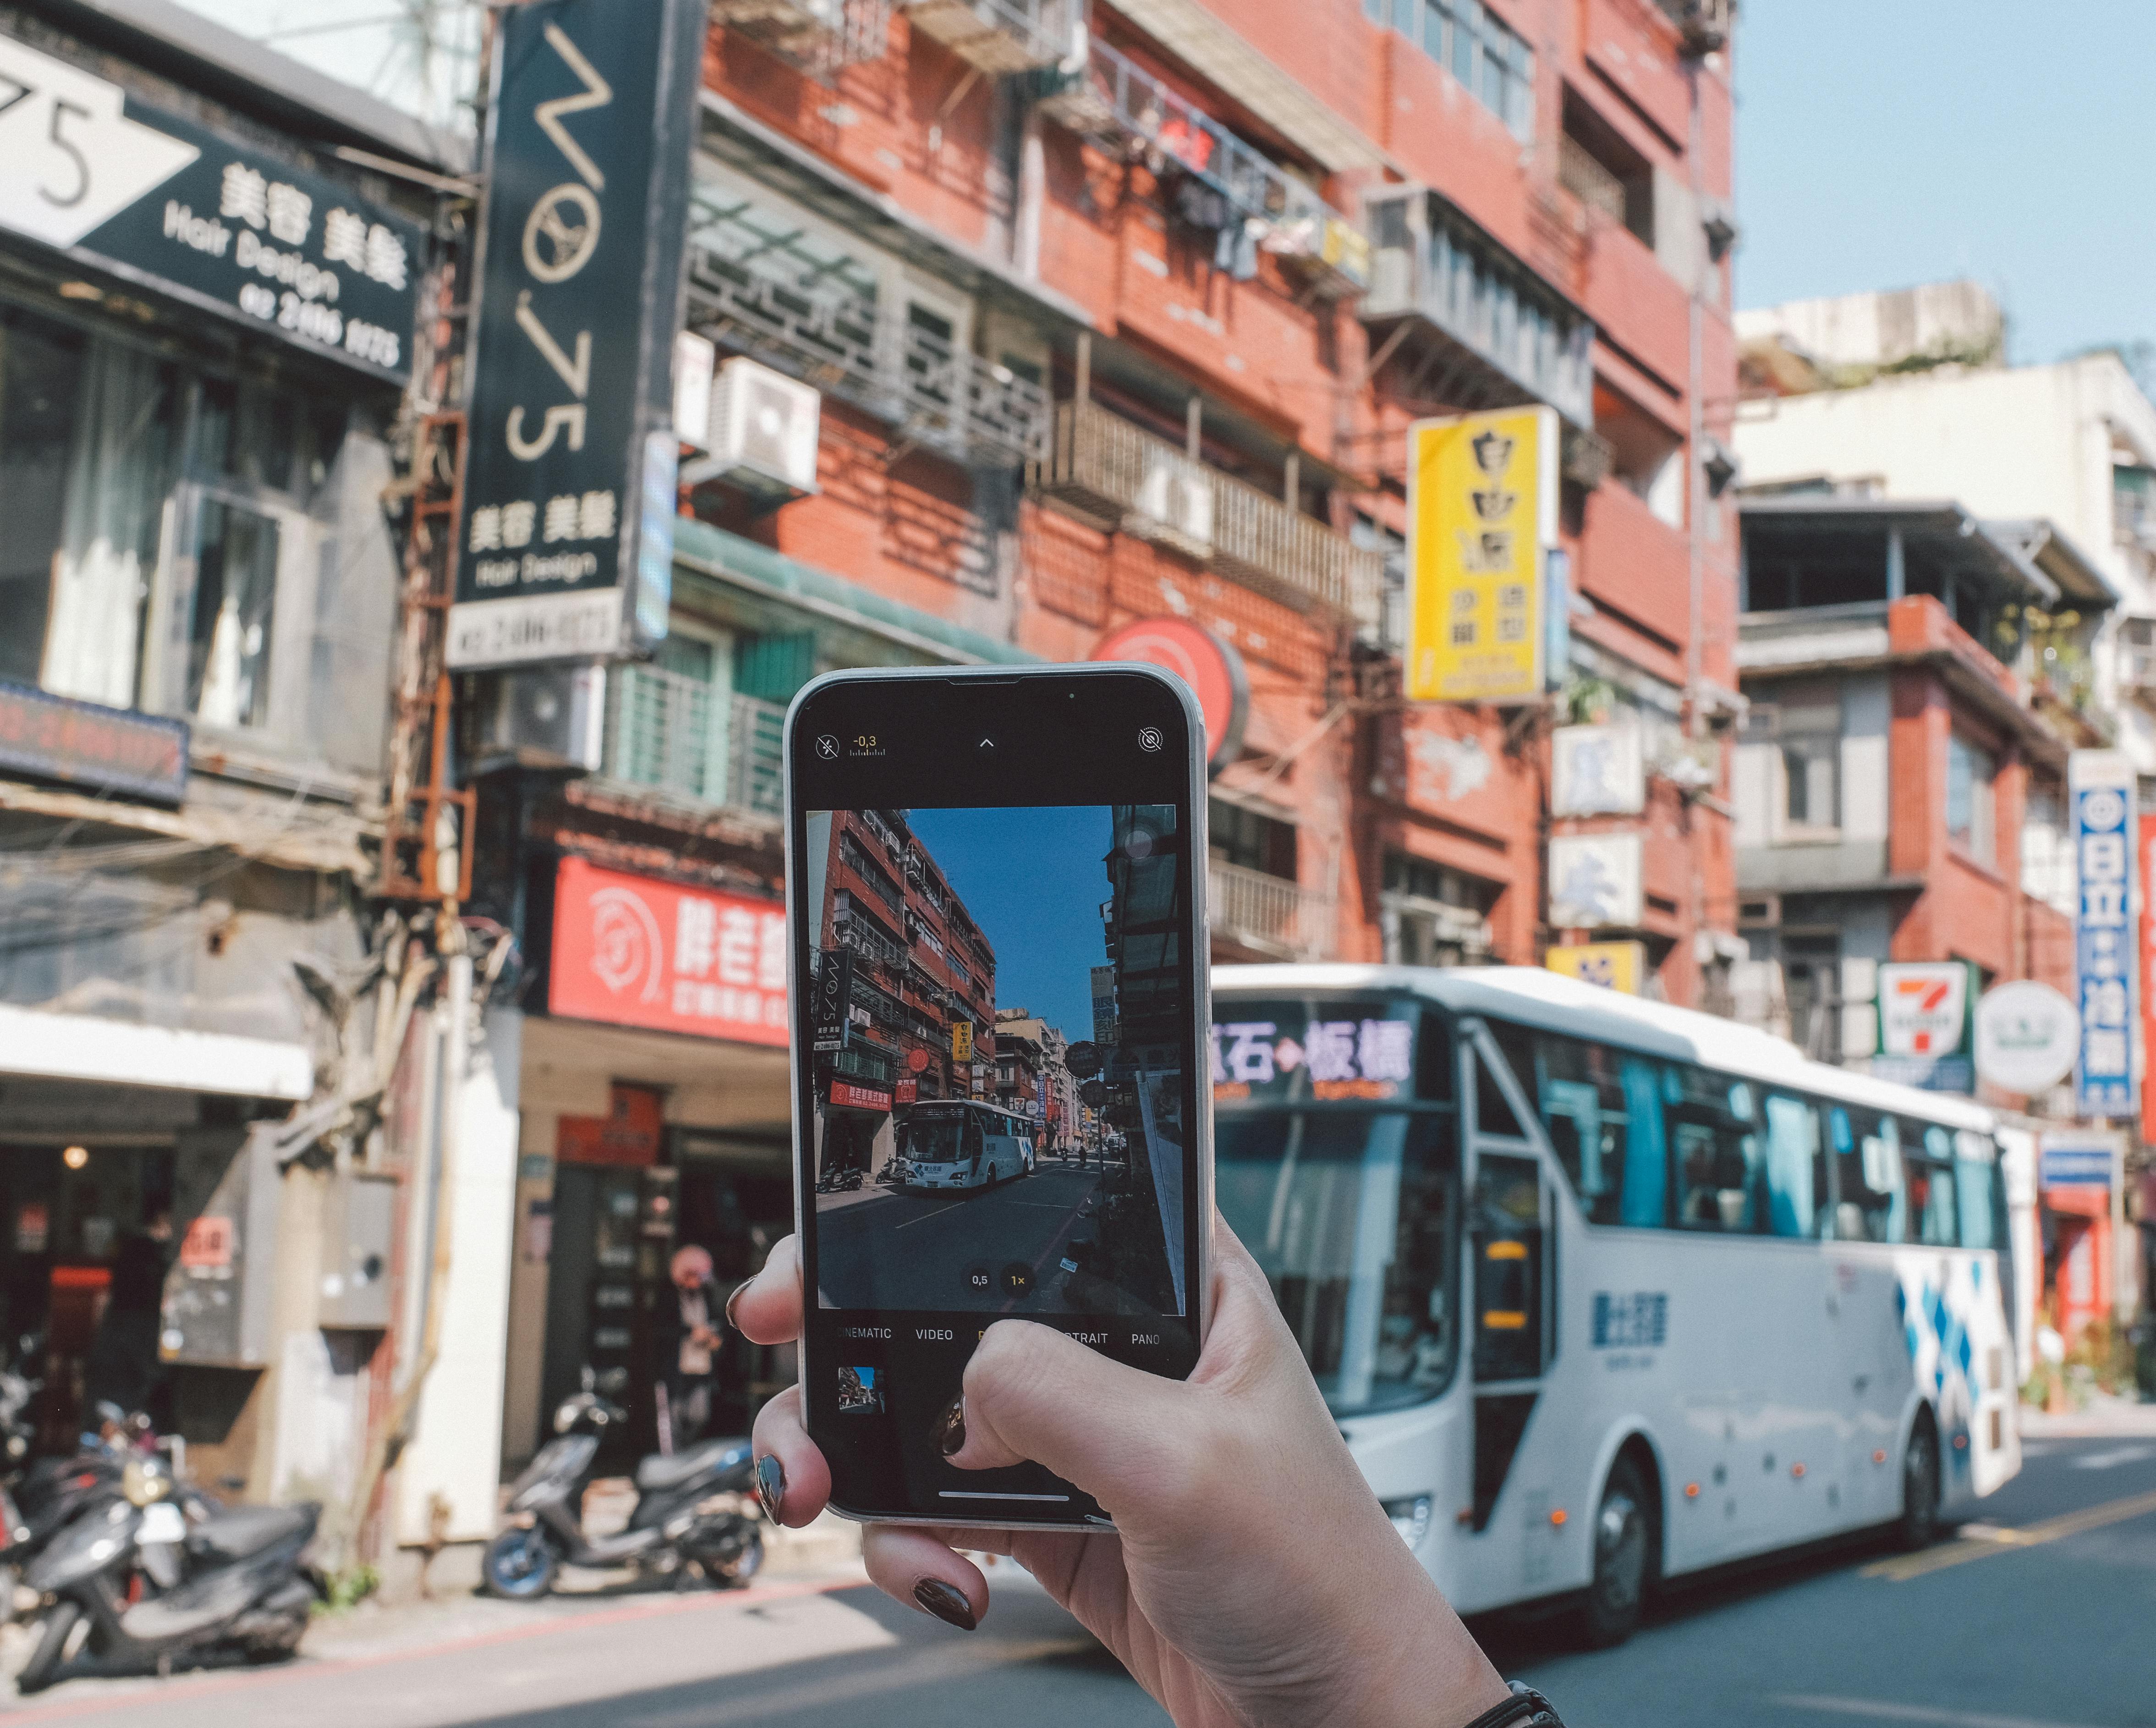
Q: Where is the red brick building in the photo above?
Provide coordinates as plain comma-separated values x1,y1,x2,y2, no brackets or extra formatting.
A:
659,0,1743,996
481,0,1747,1473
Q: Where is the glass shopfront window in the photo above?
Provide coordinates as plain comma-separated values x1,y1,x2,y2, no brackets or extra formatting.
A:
0,294,387,772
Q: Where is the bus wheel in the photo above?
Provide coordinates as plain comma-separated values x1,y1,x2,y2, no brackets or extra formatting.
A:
1578,1456,1653,1648
1897,1416,1941,1551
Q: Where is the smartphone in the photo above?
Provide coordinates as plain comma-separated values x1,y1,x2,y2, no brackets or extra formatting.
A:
784,664,1212,1527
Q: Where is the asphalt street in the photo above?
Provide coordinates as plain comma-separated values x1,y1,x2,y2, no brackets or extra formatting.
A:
813,1164,1104,1312
6,1435,2152,1725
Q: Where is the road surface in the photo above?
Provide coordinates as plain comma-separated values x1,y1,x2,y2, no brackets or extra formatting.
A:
813,1165,1103,1311
9,1432,2154,1725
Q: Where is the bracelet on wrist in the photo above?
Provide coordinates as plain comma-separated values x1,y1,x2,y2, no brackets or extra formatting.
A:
1458,1681,1564,1728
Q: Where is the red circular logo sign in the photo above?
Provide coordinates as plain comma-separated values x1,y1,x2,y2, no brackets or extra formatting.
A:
906,1046,930,1073
1089,618,1248,772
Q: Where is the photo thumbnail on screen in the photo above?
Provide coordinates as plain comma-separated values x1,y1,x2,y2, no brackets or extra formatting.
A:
803,803,1191,1318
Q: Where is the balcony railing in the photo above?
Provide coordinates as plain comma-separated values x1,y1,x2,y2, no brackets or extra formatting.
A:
602,672,784,819
1035,37,1370,300
1365,187,1594,427
903,0,1076,73
711,0,892,77
1558,134,1626,226
685,188,1050,467
1207,859,1334,960
1032,401,1383,628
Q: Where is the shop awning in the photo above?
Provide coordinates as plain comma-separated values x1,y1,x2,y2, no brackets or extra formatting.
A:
0,1005,312,1099
673,521,1042,668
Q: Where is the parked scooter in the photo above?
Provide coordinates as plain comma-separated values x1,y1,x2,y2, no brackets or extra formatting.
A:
16,1449,319,1692
482,1368,763,1598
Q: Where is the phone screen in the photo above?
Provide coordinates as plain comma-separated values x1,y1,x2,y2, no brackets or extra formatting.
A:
789,670,1205,1524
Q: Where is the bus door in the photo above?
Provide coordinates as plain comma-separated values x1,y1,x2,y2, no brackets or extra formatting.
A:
964,1114,986,1183
1462,1021,1556,1556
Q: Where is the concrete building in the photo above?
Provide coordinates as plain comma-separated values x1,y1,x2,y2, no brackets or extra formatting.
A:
1735,284,2156,793
996,1010,1079,1154
0,0,524,1589
1733,498,2113,1056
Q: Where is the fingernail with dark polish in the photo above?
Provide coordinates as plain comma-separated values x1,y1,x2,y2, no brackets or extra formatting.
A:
724,1282,746,1332
935,1395,966,1457
913,1578,977,1630
755,1453,784,1523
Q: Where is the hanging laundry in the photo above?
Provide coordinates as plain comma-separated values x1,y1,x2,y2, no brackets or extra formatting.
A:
1156,114,1217,173
1171,174,1231,237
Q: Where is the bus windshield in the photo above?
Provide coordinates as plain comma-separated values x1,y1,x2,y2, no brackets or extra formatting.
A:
1215,1109,1460,1418
900,1112,967,1165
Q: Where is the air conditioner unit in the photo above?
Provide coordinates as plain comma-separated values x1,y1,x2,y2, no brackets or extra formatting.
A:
684,357,821,500
1737,893,1782,930
1130,451,1214,558
479,663,606,772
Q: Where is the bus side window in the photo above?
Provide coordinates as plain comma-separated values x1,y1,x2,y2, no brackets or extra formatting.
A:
1831,1106,1899,1242
1953,1130,1999,1249
1532,1033,1630,1226
1615,1057,1668,1227
1762,1094,1823,1238
1904,1125,1959,1246
1670,1067,1759,1232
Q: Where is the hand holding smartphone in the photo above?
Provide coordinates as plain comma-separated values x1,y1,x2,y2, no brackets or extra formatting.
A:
784,666,1211,1527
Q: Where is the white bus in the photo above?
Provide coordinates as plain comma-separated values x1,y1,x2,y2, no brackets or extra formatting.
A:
895,1101,1037,1192
1212,965,2020,1644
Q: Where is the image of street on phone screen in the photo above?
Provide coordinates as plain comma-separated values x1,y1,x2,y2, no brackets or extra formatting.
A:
804,803,1189,1318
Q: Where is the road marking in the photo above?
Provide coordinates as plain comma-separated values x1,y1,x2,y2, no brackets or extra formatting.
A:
894,1202,965,1230
1861,1486,2156,1581
2067,1444,2154,1470
1771,1694,2109,1728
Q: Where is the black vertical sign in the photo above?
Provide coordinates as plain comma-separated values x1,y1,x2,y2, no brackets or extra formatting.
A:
447,0,704,671
813,947,854,1054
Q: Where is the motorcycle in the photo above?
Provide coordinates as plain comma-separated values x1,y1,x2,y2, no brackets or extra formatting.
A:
16,1449,319,1692
482,1369,763,1598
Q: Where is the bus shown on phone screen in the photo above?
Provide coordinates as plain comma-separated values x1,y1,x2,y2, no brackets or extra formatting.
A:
1212,963,2020,1645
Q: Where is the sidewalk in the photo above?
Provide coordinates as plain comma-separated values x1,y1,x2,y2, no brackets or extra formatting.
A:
2017,1392,2156,1438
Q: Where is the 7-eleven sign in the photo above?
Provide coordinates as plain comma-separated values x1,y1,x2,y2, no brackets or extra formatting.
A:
1878,963,1972,1057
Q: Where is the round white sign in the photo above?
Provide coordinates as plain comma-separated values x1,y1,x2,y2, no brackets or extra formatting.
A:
1973,980,2079,1094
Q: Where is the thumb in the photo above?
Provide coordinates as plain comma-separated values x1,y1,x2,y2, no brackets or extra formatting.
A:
948,1320,1196,1519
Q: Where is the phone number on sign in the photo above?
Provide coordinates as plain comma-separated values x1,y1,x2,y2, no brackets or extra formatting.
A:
235,281,401,369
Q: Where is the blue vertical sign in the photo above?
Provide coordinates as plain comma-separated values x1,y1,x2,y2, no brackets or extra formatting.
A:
2070,751,2137,1119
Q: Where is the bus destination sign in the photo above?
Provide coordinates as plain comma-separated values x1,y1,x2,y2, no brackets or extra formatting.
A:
1211,1002,1415,1105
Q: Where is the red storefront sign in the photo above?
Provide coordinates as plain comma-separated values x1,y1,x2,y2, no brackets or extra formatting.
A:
549,856,788,1046
895,1079,918,1104
830,1081,891,1111
2143,815,2156,1145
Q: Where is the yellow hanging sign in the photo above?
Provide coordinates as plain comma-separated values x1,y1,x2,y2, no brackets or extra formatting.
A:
1406,406,1558,704
952,1020,973,1064
1546,941,1647,996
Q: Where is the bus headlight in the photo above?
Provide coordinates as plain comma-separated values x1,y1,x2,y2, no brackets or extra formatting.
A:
1382,1495,1433,1552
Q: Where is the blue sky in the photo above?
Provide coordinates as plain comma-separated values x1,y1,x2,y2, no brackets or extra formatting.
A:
1736,2,2154,368
905,805,1111,1042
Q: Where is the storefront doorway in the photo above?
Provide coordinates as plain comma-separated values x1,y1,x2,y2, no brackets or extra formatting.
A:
0,1141,176,1450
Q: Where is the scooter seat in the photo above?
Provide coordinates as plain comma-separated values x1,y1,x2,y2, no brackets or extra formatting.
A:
192,1501,318,1562
635,1438,750,1492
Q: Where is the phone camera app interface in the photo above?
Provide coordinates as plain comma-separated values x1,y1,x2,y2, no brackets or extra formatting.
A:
804,803,1190,1322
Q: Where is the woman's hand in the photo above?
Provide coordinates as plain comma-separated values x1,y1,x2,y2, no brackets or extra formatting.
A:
733,1217,1512,1728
